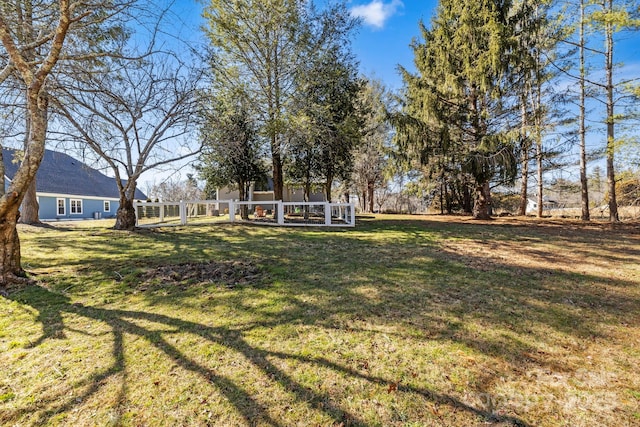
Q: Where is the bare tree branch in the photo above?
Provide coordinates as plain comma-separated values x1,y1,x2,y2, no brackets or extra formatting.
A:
53,47,204,228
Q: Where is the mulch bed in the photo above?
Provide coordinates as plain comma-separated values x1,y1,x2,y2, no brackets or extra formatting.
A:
138,260,263,291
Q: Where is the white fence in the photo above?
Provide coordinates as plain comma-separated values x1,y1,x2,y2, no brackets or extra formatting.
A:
134,200,356,228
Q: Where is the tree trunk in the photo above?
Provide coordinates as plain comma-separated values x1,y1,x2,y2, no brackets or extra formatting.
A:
536,109,543,218
0,0,74,293
367,180,374,213
0,201,27,293
604,0,619,222
444,183,453,215
272,155,283,202
303,182,311,220
342,191,350,204
606,152,618,221
271,143,283,221
324,176,333,203
0,88,48,291
304,182,311,203
462,182,473,214
518,99,529,216
0,148,4,199
473,181,492,220
439,181,444,215
537,152,543,218
114,197,137,230
19,105,40,225
20,105,40,224
519,157,529,216
1,139,46,289
271,138,284,202
579,0,590,221
19,179,41,224
239,182,248,220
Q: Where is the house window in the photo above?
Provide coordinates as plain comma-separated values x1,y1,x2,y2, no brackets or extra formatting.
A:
104,201,111,212
70,199,83,214
57,198,65,216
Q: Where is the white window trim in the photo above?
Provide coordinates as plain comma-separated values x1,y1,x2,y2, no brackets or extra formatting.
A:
70,199,83,215
104,200,111,212
56,198,66,216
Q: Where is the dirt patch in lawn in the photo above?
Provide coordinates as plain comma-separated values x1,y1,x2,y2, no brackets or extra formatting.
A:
138,260,263,291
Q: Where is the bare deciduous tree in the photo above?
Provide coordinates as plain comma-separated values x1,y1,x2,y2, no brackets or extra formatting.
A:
352,79,391,213
149,175,202,202
0,0,133,291
53,53,204,230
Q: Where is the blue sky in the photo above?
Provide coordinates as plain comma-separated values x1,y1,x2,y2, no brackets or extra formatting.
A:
349,0,439,90
178,0,639,93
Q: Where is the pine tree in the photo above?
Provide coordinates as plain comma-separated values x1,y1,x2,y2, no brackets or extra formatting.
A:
397,0,520,219
198,89,267,220
562,0,639,222
289,46,362,202
591,0,638,222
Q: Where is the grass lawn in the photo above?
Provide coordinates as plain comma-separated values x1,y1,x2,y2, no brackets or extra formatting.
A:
1,215,639,426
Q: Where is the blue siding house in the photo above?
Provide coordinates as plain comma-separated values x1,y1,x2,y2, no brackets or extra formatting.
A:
3,148,146,220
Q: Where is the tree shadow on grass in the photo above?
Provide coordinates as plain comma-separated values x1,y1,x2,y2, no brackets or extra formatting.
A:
12,218,639,425
8,285,533,426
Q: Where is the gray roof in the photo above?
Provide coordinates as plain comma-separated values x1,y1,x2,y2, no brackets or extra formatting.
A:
3,148,146,200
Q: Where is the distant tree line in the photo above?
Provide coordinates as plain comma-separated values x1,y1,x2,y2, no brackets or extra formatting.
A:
197,0,640,222
391,0,640,220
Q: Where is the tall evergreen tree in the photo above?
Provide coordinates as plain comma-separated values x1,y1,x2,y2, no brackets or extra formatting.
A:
202,0,308,204
558,0,639,222
288,46,362,202
592,0,639,222
198,89,267,220
508,0,558,218
397,0,519,219
578,0,591,220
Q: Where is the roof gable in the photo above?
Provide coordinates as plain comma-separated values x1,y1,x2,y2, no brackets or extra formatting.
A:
3,148,146,200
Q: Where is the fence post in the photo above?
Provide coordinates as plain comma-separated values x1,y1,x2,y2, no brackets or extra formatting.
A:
179,201,187,225
277,201,284,225
350,204,356,226
159,203,164,223
324,202,332,226
229,200,235,223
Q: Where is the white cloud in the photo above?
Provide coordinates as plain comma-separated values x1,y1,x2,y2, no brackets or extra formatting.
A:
350,0,403,29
